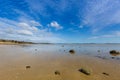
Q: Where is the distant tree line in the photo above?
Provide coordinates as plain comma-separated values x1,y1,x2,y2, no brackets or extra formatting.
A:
0,39,33,44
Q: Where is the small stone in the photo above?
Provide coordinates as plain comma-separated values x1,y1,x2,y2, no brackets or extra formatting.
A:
95,56,107,60
35,49,37,51
116,57,120,60
98,50,100,52
102,72,109,76
78,68,91,75
111,57,115,59
54,70,60,75
69,49,75,54
62,45,64,47
26,66,31,69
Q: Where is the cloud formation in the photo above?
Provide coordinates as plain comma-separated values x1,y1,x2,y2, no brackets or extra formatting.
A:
17,30,33,36
18,22,39,31
81,0,120,32
0,0,120,43
89,31,120,39
0,17,63,43
25,0,80,16
48,21,63,30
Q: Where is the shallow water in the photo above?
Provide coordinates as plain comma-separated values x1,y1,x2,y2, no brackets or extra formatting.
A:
0,44,120,80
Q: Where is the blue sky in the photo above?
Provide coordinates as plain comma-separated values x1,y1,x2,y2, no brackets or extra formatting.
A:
0,0,120,43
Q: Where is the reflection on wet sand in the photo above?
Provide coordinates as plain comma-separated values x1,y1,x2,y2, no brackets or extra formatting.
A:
0,44,120,80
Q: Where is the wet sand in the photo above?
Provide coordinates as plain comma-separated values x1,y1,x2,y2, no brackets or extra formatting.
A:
0,44,120,80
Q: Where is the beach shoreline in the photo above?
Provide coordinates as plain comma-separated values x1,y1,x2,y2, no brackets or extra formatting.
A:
0,44,120,80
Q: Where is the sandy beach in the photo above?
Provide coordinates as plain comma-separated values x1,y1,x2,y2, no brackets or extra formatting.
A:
0,44,120,80
1,0,120,80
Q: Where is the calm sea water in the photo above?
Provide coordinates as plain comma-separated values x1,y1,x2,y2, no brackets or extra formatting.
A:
21,43,120,59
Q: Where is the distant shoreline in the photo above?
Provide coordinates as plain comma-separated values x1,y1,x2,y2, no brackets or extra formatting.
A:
0,39,35,45
1,39,120,45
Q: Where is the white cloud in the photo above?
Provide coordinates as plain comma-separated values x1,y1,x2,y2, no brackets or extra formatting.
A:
79,25,84,28
82,0,120,32
18,20,43,32
17,30,33,36
0,17,63,43
30,20,42,27
18,22,39,31
89,31,120,39
19,22,30,29
31,26,38,31
48,21,63,30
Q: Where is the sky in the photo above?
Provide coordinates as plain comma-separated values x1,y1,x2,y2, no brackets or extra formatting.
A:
0,0,120,43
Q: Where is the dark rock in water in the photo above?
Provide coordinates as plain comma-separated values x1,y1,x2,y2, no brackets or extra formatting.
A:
116,57,120,60
111,57,115,59
109,50,120,56
98,50,100,52
111,57,120,60
78,68,91,75
55,70,60,75
102,72,109,76
69,49,75,54
26,66,31,69
95,56,107,60
35,49,37,51
62,45,64,47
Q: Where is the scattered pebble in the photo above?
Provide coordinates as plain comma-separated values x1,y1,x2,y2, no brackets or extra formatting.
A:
116,57,120,60
111,57,120,60
95,56,107,60
69,49,75,54
26,66,31,69
35,49,37,51
111,57,115,59
78,68,91,75
54,70,60,75
98,50,100,52
102,72,109,76
62,45,64,47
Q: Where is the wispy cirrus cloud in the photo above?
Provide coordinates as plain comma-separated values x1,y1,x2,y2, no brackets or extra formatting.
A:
81,0,120,32
18,22,39,31
17,30,33,36
89,31,120,39
24,0,81,17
